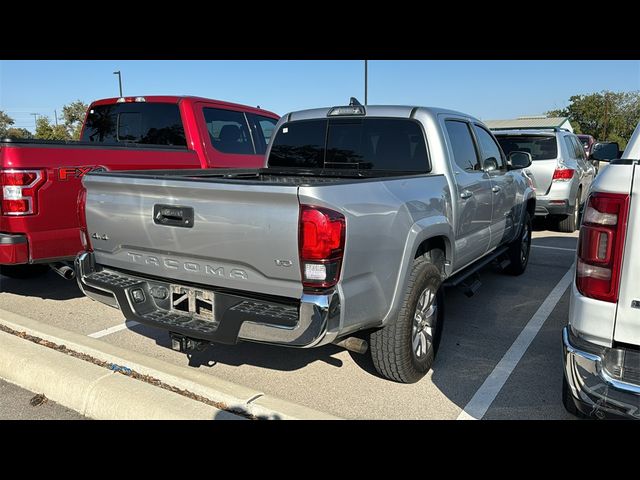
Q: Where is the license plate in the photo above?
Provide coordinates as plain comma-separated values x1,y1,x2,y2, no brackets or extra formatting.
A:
170,285,215,321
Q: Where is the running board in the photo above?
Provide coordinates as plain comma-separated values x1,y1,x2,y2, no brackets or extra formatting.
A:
444,246,510,296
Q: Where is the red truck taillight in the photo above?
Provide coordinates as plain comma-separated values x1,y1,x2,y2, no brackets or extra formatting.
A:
299,205,345,289
552,168,574,181
576,192,629,303
0,169,46,216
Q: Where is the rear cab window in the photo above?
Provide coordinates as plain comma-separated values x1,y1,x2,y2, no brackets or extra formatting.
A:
268,118,430,173
496,135,558,161
81,102,186,146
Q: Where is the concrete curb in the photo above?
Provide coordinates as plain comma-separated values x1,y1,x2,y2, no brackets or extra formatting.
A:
0,308,340,420
0,330,241,419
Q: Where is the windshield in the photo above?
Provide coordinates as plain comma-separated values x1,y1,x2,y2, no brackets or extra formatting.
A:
496,135,558,161
578,136,590,148
268,118,429,172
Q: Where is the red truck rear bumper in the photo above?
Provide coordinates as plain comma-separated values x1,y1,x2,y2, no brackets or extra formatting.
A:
0,229,81,265
0,233,29,264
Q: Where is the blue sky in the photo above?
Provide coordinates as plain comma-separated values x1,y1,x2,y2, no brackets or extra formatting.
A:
1,60,638,131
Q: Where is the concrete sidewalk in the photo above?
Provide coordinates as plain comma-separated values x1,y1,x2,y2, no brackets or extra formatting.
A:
0,308,339,420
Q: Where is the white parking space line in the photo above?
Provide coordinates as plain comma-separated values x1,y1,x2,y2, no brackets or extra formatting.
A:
88,321,140,339
531,244,576,252
457,264,575,420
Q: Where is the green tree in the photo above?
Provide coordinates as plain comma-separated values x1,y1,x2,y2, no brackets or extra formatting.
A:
0,110,15,137
5,127,33,139
547,90,640,149
62,100,88,139
35,116,71,140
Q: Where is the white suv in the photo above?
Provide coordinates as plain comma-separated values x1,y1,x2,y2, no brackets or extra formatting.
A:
562,123,640,419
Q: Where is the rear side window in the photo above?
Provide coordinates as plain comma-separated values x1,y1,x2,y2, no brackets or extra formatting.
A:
203,108,254,155
445,120,480,172
269,118,429,172
81,103,186,146
496,135,558,161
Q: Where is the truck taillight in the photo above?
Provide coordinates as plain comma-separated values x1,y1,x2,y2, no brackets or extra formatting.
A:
0,169,46,216
299,205,345,289
552,168,574,181
576,192,629,303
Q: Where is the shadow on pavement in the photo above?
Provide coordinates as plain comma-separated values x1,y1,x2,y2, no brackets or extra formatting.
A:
0,270,84,301
128,321,346,371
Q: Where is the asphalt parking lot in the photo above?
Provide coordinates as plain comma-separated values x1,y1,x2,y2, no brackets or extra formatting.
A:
0,227,579,420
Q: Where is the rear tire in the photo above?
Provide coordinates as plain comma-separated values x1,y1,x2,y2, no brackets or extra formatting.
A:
558,191,581,233
370,251,444,383
505,213,532,276
0,264,50,279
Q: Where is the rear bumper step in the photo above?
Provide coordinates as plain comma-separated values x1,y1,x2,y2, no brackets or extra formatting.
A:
75,252,340,348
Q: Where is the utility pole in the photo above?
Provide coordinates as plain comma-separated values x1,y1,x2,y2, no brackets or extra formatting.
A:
364,60,368,106
113,70,123,97
30,113,39,131
54,109,58,127
603,92,609,140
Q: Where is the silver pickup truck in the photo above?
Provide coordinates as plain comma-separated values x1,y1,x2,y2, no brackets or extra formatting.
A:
76,102,536,383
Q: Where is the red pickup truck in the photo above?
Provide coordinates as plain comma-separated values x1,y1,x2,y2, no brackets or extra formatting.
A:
0,95,278,279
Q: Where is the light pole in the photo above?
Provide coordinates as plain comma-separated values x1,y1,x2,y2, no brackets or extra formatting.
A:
113,71,123,97
364,60,368,105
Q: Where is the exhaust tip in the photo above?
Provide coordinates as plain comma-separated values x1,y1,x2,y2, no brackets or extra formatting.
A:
50,263,76,281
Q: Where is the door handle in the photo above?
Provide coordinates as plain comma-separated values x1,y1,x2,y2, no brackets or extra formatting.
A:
460,190,473,199
492,186,501,193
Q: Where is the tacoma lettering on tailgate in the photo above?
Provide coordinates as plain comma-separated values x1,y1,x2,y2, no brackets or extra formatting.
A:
126,252,248,280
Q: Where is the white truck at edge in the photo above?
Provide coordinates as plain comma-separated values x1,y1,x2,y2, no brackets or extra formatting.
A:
563,123,640,419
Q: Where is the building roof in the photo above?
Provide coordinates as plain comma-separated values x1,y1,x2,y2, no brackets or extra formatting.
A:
484,116,570,130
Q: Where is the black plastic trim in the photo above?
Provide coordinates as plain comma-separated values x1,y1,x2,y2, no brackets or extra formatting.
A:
0,233,27,245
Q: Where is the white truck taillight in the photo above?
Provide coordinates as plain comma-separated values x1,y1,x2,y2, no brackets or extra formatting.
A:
0,169,46,216
576,192,630,302
299,205,345,289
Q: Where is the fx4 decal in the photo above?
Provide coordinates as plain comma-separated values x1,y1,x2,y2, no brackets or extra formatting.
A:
57,166,106,181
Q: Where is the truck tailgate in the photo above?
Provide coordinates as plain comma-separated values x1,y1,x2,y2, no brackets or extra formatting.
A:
614,162,640,344
83,175,303,299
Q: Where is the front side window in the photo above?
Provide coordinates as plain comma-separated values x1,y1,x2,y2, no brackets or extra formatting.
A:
246,114,279,154
445,120,480,172
473,125,505,170
203,108,254,155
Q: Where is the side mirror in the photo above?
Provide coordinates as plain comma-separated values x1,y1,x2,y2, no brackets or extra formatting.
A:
508,151,532,169
591,142,620,162
483,157,499,172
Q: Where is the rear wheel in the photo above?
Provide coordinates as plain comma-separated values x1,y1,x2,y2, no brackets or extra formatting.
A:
370,251,444,383
558,191,581,233
505,213,532,276
0,264,50,279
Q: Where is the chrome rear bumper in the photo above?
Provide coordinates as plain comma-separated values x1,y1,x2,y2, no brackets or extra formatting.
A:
76,252,340,348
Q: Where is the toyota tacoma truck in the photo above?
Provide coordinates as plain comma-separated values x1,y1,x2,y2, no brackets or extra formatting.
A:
0,95,278,279
76,102,535,383
563,123,640,419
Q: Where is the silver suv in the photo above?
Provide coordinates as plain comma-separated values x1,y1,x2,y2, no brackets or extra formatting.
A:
494,128,596,232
